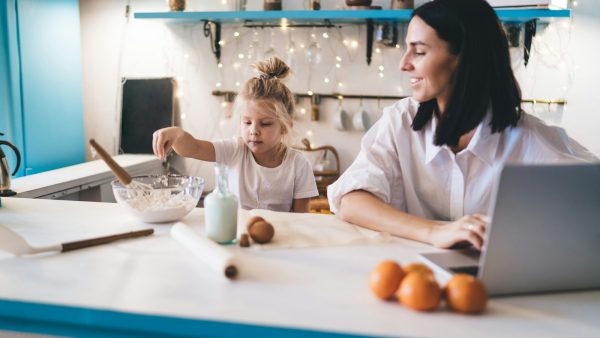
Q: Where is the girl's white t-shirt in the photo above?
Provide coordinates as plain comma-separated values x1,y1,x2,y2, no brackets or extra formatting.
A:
213,137,319,212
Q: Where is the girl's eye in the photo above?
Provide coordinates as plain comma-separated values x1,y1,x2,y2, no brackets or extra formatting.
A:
243,121,252,125
261,123,272,127
415,51,425,56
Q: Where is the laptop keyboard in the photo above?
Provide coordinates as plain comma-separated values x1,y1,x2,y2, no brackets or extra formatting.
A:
449,266,479,276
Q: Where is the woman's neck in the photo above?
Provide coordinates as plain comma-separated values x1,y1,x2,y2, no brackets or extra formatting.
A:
252,143,287,168
450,128,476,154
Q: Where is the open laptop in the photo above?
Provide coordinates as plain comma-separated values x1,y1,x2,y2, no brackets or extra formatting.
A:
420,163,600,296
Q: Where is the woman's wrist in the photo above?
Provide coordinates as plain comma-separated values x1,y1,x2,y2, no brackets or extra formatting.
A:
423,220,445,246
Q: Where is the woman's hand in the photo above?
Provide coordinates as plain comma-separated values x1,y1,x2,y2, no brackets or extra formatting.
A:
428,214,490,250
152,127,185,160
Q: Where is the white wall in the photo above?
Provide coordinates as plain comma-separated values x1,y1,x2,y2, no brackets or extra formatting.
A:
80,0,600,190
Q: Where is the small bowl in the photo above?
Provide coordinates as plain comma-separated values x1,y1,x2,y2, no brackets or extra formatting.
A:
112,175,204,223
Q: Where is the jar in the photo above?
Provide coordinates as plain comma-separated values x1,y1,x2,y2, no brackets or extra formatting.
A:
204,164,238,244
309,0,321,10
346,0,372,7
390,0,413,9
168,0,185,11
264,0,282,11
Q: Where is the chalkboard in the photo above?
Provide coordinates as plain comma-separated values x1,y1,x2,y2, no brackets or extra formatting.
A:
120,78,174,154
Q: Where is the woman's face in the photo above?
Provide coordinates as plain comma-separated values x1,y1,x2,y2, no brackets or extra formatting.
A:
400,16,459,112
240,100,284,156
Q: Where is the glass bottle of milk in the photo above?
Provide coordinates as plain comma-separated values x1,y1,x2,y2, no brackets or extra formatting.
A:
204,164,238,244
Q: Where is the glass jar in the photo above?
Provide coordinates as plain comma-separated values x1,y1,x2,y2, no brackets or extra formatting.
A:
204,164,238,244
264,0,282,11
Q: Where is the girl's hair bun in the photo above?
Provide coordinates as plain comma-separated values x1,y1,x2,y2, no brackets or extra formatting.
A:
255,57,290,80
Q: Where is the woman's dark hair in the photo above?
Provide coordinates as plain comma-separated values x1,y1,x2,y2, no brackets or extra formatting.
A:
411,0,523,147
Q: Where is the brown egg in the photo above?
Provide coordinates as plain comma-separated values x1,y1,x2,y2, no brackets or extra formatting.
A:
248,220,275,244
368,260,405,300
246,216,265,230
445,274,488,314
397,272,441,311
238,233,250,247
403,263,433,276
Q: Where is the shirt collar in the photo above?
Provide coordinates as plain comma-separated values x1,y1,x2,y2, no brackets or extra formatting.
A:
424,116,443,164
467,110,500,167
424,107,500,167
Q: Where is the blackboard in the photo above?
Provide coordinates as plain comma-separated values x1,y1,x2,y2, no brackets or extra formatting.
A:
120,78,174,154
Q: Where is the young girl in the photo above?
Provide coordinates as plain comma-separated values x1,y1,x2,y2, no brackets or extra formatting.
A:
152,57,318,212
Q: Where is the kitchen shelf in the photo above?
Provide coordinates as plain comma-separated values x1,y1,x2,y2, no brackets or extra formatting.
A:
134,8,571,65
134,9,570,23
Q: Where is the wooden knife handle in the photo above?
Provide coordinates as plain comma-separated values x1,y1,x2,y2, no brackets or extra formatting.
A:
61,229,154,252
89,139,132,185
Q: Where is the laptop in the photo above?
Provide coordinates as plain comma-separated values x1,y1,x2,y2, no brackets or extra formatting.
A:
420,163,600,296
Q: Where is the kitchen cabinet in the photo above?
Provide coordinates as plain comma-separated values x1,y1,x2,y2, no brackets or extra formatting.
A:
0,0,85,177
11,154,162,202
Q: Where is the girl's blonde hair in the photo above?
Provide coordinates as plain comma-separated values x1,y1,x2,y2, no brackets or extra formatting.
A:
235,57,295,144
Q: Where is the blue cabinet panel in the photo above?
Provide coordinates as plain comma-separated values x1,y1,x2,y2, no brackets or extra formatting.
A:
17,0,85,175
1,0,25,177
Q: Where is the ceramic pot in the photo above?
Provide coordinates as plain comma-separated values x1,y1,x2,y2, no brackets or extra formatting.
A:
390,0,413,9
168,0,185,11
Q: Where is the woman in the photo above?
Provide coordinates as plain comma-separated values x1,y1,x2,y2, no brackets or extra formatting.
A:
328,0,596,249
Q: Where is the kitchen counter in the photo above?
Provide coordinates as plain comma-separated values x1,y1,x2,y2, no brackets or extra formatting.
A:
0,198,598,338
11,154,162,200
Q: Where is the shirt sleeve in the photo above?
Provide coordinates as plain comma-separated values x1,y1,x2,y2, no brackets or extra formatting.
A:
327,104,406,214
293,151,319,199
213,137,244,166
522,115,599,163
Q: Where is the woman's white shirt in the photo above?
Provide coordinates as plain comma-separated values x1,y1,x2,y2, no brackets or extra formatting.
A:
327,97,597,220
213,137,319,212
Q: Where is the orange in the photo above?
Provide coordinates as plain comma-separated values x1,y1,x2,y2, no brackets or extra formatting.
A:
445,274,488,314
397,272,441,311
403,263,433,276
369,260,405,300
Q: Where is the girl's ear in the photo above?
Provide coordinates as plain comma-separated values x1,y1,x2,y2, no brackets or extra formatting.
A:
282,121,292,134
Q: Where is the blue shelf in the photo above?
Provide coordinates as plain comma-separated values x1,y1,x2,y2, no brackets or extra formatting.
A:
134,9,570,23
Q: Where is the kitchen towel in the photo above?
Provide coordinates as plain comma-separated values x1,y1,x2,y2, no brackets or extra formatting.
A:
238,209,391,249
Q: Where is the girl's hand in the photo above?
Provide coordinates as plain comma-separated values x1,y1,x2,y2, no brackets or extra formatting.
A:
152,127,184,160
428,214,490,250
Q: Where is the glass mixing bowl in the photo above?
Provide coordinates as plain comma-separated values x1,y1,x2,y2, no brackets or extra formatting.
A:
112,175,204,223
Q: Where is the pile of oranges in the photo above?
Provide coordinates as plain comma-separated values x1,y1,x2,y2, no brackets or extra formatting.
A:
368,260,488,314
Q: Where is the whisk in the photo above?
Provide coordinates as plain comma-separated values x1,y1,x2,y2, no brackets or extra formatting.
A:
89,139,153,196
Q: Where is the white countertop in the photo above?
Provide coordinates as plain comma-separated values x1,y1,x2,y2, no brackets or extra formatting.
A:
0,198,598,337
11,154,161,198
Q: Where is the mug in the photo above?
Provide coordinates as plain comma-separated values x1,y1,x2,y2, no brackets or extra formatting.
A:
353,109,370,131
334,107,350,131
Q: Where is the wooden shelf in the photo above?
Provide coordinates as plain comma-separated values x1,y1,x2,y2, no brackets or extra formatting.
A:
134,9,570,24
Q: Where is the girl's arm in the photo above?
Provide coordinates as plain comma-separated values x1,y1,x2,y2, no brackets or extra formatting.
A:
153,127,215,162
338,190,488,249
292,198,310,213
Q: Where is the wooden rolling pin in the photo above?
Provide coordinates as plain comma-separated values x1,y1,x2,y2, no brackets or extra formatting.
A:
89,139,132,185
